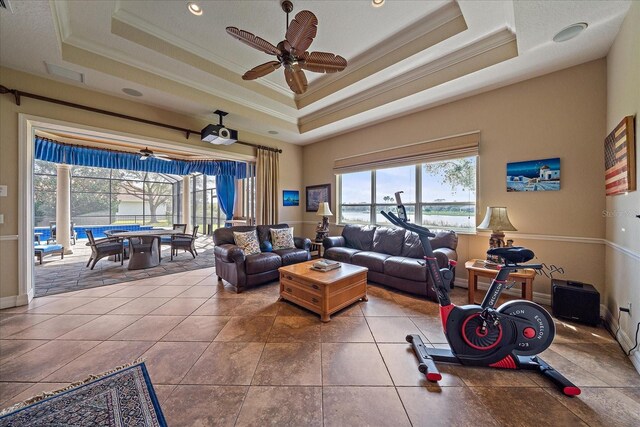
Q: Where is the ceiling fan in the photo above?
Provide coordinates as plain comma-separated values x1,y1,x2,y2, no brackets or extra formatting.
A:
226,0,347,94
139,147,171,162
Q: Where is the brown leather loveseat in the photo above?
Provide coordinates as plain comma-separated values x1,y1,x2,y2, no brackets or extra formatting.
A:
214,224,311,292
323,224,458,300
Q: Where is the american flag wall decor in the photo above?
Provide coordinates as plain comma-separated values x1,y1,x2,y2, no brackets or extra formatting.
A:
604,116,636,196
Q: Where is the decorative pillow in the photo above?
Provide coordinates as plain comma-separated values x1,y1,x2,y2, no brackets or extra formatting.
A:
270,227,295,250
233,230,261,256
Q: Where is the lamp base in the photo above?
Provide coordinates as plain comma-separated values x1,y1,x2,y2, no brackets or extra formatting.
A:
487,231,515,263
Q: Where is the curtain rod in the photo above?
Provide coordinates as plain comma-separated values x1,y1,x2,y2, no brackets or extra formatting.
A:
0,84,283,154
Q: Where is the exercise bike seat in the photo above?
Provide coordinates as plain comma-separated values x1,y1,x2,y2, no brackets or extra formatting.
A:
487,247,534,264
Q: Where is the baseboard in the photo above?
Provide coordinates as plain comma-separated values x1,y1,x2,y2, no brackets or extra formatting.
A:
453,277,551,305
601,304,640,374
0,292,31,309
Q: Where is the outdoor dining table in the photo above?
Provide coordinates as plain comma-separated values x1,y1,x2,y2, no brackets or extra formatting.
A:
106,229,183,270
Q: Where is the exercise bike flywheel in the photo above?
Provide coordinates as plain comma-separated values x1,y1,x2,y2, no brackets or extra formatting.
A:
461,313,503,350
498,300,555,356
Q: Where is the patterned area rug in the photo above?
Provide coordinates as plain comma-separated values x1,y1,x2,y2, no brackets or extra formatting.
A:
0,362,166,426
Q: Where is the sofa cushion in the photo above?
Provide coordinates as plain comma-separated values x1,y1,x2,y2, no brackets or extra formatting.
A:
273,248,309,266
352,251,391,273
372,227,405,256
245,252,282,274
342,224,376,251
270,227,295,250
401,231,425,259
257,224,289,245
384,256,427,282
431,231,458,250
324,247,361,263
233,230,261,255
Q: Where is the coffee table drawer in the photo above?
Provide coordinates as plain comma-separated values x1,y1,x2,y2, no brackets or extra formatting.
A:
281,278,322,308
280,273,322,294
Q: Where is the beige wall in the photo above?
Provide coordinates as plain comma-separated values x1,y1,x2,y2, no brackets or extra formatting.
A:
302,59,608,299
0,67,302,300
605,1,640,354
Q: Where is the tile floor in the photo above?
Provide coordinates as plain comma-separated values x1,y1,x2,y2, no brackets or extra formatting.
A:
1,270,639,426
34,236,215,297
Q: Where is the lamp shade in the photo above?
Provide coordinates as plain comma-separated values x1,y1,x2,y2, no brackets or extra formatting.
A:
316,202,333,217
477,207,517,232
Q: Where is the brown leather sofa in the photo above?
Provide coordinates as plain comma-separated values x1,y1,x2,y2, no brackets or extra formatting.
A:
214,224,311,292
323,224,458,300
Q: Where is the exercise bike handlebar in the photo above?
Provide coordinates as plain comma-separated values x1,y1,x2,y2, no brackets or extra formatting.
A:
380,211,436,238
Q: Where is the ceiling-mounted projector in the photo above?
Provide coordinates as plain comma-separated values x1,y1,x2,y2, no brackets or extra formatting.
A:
201,110,238,145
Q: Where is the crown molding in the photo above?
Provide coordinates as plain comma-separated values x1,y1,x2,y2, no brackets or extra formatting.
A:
297,1,467,107
111,8,294,98
299,28,517,132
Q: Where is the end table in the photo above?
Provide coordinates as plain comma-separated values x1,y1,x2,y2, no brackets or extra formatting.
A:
465,259,536,304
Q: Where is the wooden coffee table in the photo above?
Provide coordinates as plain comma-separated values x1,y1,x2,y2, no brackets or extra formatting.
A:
279,260,368,322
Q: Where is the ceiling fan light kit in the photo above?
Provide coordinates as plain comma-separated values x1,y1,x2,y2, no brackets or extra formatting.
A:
226,0,348,94
140,147,171,162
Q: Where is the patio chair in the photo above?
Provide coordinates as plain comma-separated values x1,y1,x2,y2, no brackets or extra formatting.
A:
170,225,199,260
47,221,77,245
161,224,187,247
85,229,125,270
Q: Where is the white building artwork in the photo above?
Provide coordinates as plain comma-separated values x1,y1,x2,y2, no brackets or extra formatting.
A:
539,165,560,181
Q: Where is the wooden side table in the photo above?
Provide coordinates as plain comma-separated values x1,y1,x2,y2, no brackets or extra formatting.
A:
310,241,323,258
465,259,536,304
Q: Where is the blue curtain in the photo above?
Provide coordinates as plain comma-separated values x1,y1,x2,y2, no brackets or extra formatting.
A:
35,137,252,179
216,175,235,222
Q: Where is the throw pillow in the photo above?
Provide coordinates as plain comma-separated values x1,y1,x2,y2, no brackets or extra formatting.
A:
270,227,295,250
233,230,261,256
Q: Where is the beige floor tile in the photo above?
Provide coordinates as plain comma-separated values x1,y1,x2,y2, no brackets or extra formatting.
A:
192,298,245,315
553,319,615,344
44,340,154,382
378,343,464,387
360,295,408,316
65,298,131,314
323,386,411,427
544,387,640,427
410,316,448,343
143,286,190,298
0,314,57,338
152,384,176,405
106,286,160,299
0,340,100,382
7,315,99,340
174,285,217,298
236,386,322,427
162,385,247,427
162,316,230,342
366,316,423,343
267,316,321,342
469,387,587,426
22,298,98,314
214,316,275,342
231,298,280,317
108,297,171,315
1,382,69,408
164,276,207,287
0,340,49,365
321,343,392,385
181,342,264,385
398,386,500,427
149,298,207,316
0,382,34,406
142,341,208,385
252,342,321,385
57,314,142,341
320,317,374,342
108,315,185,341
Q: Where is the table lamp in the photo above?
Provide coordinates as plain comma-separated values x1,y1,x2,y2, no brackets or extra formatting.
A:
315,202,333,242
477,206,517,257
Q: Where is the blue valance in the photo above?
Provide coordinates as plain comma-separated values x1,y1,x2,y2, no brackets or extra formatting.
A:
35,137,250,178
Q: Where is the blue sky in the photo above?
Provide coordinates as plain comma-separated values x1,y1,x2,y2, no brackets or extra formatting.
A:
507,158,560,178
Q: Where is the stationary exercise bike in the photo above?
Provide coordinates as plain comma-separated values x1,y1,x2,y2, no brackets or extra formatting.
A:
380,194,580,396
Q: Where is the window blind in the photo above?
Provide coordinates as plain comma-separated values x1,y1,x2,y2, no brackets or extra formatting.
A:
333,131,479,173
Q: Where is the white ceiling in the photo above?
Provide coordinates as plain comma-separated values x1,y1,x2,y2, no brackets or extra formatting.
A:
0,1,632,146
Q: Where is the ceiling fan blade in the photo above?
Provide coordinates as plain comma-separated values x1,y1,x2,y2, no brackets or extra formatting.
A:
140,155,148,161
284,66,308,94
154,156,172,162
226,27,281,56
285,10,318,56
300,51,347,73
242,61,282,80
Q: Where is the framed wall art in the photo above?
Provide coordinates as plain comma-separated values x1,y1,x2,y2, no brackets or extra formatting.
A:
305,184,330,212
604,115,636,196
283,190,299,206
506,158,560,192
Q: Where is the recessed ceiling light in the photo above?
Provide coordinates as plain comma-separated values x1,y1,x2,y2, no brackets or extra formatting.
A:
187,2,203,16
372,0,385,7
268,130,279,135
553,22,588,43
122,88,143,97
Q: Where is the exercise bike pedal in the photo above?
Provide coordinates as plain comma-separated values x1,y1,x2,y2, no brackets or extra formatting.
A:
406,334,442,382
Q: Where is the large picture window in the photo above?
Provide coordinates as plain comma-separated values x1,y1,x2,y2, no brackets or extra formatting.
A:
338,156,477,232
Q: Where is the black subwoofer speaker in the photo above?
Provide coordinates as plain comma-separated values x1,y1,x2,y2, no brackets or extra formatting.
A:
551,279,600,326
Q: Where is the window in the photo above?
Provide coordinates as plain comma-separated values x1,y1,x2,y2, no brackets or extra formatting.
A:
338,156,477,232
